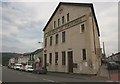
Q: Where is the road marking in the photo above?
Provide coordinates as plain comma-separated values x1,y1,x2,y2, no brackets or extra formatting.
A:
106,80,120,82
43,78,55,82
0,81,2,84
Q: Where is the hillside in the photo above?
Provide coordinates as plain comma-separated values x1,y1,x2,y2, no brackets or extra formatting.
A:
1,52,22,66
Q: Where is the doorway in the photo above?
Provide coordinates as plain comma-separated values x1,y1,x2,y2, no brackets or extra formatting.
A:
68,51,73,73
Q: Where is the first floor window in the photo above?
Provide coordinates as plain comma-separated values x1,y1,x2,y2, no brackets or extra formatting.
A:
55,52,58,65
62,31,65,43
45,38,47,47
50,36,52,46
56,34,59,44
82,49,87,60
62,51,66,65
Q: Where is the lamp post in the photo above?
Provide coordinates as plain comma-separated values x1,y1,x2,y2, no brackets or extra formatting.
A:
38,42,44,48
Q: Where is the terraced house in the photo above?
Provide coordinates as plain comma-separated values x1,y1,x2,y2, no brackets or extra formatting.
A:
43,2,102,74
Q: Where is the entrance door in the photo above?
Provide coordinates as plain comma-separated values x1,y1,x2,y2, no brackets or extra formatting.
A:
68,51,73,73
44,54,47,68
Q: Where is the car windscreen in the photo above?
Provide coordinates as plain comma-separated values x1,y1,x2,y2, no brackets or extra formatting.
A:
28,67,33,69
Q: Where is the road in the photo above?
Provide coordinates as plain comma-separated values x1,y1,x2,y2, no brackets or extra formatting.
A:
108,70,120,82
0,66,2,83
2,66,96,82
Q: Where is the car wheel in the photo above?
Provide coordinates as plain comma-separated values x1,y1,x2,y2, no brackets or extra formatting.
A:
37,72,39,74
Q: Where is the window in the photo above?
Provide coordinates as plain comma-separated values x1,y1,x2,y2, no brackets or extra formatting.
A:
80,24,85,33
49,53,52,64
67,13,69,22
62,51,66,65
62,16,64,24
62,31,65,43
56,34,59,44
54,21,56,28
82,49,87,60
45,38,47,47
58,19,60,27
55,52,58,65
50,36,52,46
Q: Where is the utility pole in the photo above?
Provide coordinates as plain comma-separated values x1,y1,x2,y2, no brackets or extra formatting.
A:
103,42,106,58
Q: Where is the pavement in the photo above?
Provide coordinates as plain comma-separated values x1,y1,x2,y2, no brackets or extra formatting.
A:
2,66,99,82
47,64,110,82
97,64,109,77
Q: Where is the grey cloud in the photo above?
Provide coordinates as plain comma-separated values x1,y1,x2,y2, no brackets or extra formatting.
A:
2,45,34,53
1,2,118,55
2,45,22,53
2,34,22,46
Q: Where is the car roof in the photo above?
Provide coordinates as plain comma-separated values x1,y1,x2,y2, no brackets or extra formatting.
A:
108,62,116,63
15,64,22,65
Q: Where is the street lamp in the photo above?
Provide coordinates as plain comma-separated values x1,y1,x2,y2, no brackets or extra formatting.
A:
38,42,44,48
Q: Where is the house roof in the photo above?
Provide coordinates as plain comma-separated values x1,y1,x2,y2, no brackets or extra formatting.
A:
30,48,43,55
43,2,100,36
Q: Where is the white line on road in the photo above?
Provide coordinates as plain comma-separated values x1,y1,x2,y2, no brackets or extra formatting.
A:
43,78,55,82
0,81,2,84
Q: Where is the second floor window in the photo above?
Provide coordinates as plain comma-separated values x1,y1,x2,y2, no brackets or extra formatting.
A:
62,16,64,24
62,31,65,43
80,23,85,33
67,13,69,22
58,19,60,27
56,34,59,44
54,21,56,28
50,36,52,46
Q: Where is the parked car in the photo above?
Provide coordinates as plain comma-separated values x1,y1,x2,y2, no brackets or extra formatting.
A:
25,65,34,72
14,63,22,70
33,67,47,74
115,61,120,69
9,65,14,69
107,61,119,70
19,65,26,71
7,65,11,68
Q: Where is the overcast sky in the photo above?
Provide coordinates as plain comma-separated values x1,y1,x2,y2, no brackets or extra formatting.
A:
0,0,119,56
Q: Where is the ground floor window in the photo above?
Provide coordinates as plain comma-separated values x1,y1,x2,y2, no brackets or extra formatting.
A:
55,52,58,65
82,49,87,60
62,51,66,65
49,53,52,64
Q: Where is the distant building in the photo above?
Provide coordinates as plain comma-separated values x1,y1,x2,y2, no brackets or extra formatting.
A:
18,54,29,65
8,49,43,68
27,49,43,68
32,48,43,68
8,58,15,66
43,2,101,74
107,52,120,62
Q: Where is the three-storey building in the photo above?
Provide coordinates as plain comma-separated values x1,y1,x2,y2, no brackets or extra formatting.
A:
43,2,102,74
